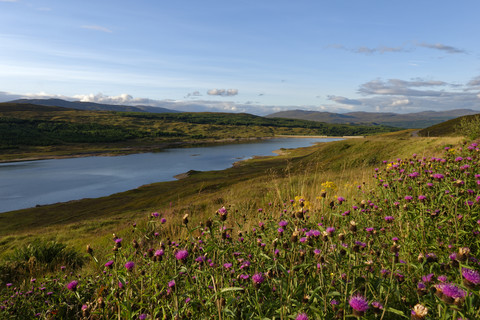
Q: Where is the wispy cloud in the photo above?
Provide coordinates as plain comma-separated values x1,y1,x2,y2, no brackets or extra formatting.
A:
328,44,408,55
417,42,466,54
184,91,202,98
358,78,451,96
329,41,466,55
207,89,238,96
327,95,363,105
81,25,113,33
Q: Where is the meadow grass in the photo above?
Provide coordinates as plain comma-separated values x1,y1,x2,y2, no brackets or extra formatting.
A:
0,133,478,319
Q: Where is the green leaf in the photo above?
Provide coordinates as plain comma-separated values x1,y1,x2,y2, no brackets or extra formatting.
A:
220,287,245,294
386,307,408,318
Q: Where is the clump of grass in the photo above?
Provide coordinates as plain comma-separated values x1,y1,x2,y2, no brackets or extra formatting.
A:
0,239,84,284
1,140,479,319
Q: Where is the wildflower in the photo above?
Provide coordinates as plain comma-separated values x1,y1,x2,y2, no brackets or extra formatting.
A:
295,313,308,320
175,249,189,262
349,294,369,317
435,283,466,304
104,260,114,269
462,268,480,289
278,220,288,227
404,195,413,202
337,196,346,204
168,280,176,288
125,261,135,272
432,173,444,180
66,280,78,291
223,263,233,269
371,301,383,314
421,273,434,283
322,227,334,237
252,273,264,288
182,214,189,225
411,304,428,320
384,216,394,223
151,212,159,218
160,218,167,224
218,207,228,221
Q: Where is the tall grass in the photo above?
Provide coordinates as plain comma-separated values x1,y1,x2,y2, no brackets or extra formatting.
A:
1,139,478,319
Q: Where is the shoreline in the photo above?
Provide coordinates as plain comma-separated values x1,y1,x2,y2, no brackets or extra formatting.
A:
0,135,356,164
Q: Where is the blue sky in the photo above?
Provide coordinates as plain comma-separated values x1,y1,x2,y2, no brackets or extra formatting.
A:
1,0,479,115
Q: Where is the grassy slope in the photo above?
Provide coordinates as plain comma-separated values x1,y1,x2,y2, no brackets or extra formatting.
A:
0,130,462,258
417,112,480,137
0,103,397,161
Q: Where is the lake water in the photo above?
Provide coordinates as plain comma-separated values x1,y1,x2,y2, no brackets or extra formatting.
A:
0,137,341,213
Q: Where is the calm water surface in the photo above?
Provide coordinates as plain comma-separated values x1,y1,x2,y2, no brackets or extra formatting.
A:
0,138,341,212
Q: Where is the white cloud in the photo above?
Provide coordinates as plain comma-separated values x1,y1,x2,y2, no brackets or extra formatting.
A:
207,89,238,96
390,99,411,107
81,25,113,33
327,95,363,105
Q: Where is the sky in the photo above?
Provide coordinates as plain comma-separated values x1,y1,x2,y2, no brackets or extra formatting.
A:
1,0,480,115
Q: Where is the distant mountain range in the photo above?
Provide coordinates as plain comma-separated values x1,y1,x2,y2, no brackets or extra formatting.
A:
8,99,480,129
266,109,480,128
10,98,181,114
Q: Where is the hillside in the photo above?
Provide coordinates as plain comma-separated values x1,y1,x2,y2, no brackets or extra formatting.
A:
10,98,181,113
0,102,398,161
267,109,480,128
1,132,477,319
418,113,480,138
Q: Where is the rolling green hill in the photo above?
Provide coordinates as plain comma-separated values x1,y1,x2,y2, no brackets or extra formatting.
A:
267,108,480,128
0,102,398,161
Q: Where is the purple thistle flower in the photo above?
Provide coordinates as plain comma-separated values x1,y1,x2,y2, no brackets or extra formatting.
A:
160,218,167,224
349,294,369,316
295,313,308,320
384,216,394,222
438,283,466,300
422,273,434,283
432,173,444,180
175,249,189,261
125,261,135,271
66,280,78,291
223,263,233,269
337,196,346,204
278,220,288,227
404,195,413,202
104,260,114,269
252,273,264,287
462,268,480,287
326,227,335,235
155,249,164,257
239,274,249,280
168,280,176,288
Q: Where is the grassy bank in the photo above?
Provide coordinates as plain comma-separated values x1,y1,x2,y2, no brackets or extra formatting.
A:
2,131,479,319
0,102,398,162
0,132,461,255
